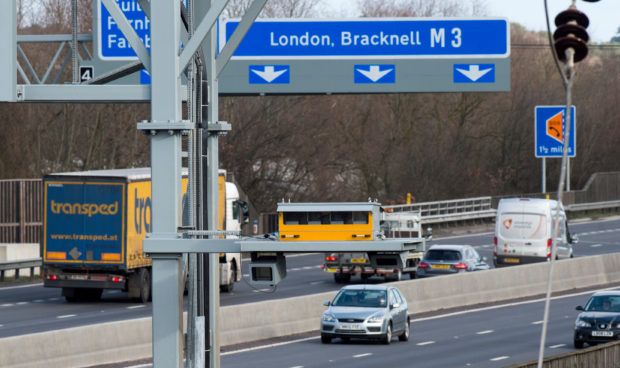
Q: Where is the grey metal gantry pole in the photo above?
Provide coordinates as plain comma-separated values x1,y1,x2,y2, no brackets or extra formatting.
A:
150,1,185,367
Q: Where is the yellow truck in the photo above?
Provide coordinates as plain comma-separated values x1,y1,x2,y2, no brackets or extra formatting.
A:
277,201,426,283
41,168,246,302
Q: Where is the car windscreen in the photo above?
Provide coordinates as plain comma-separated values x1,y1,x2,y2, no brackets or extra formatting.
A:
332,289,387,308
498,213,546,240
584,296,620,312
425,249,462,261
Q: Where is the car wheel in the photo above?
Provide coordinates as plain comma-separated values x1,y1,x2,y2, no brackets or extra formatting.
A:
399,319,410,342
574,339,584,349
382,323,392,344
321,334,331,344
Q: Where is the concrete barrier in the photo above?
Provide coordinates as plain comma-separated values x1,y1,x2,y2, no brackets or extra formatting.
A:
0,243,40,278
2,253,620,367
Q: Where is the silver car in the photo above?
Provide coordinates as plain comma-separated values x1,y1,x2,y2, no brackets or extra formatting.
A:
417,244,490,277
320,284,410,344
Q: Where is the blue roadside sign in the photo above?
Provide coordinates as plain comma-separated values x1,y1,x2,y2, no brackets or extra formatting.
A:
221,18,509,59
535,106,576,158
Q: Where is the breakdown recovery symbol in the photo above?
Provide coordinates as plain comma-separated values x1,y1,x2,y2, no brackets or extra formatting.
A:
546,111,564,143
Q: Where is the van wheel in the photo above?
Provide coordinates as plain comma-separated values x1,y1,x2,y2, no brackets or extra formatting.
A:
220,268,236,292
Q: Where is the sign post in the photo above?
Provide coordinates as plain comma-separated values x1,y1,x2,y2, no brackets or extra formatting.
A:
535,105,576,193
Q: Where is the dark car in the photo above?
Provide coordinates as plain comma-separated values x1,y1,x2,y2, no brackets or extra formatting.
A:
417,244,490,277
320,284,410,344
574,291,620,348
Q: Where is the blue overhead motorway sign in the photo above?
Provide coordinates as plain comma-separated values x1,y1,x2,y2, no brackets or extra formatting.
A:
218,17,510,94
98,0,150,60
221,18,509,59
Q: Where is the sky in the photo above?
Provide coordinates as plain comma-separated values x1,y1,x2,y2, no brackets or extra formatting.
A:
323,0,620,43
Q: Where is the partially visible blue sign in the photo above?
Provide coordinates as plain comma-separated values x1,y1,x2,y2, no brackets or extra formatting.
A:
354,64,395,83
98,0,150,60
249,65,290,84
535,106,576,158
222,18,509,59
140,69,151,84
453,64,495,83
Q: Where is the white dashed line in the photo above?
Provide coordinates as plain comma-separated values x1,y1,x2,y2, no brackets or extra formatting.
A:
1,304,14,307
591,244,603,248
550,344,566,349
490,356,509,361
33,299,45,303
289,366,304,368
477,330,494,335
532,320,544,325
16,302,28,305
353,353,373,358
417,341,435,346
57,314,76,319
127,305,145,309
48,297,60,301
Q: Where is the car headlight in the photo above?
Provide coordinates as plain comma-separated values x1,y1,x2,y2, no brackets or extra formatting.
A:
575,319,590,328
367,313,384,324
322,313,336,323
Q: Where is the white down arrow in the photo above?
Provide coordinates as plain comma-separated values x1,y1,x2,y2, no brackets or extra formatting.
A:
356,65,393,82
456,65,492,82
251,66,287,83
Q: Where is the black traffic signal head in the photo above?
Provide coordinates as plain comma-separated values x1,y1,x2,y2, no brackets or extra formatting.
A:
554,7,590,63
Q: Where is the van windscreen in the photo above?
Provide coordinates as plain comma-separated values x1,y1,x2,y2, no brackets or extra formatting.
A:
499,213,546,239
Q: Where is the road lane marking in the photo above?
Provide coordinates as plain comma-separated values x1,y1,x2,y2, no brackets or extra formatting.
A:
353,353,372,358
1,304,14,307
416,341,435,346
310,281,325,285
414,285,620,323
33,299,45,303
0,282,43,291
532,320,544,325
221,336,318,356
477,330,494,335
591,244,603,248
290,366,304,368
490,356,509,361
127,305,145,309
16,302,28,305
550,344,566,348
57,314,76,319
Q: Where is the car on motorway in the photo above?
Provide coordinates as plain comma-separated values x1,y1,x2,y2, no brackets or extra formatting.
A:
416,244,490,277
320,284,409,344
574,291,620,348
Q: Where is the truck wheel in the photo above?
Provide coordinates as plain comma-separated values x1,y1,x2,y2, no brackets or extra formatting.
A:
220,268,236,293
341,273,351,284
137,268,151,303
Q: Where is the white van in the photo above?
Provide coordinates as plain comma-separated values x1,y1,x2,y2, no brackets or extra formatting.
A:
494,198,577,267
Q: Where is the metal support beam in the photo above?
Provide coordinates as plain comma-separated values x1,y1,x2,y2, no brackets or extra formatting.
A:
178,0,228,76
149,0,183,366
0,0,16,101
216,0,267,78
